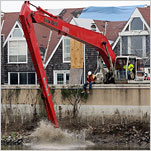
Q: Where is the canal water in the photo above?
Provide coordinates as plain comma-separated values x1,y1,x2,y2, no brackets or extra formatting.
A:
2,143,149,150
1,121,149,150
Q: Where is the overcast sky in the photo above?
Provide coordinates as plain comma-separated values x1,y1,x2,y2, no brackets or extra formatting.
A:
1,1,150,12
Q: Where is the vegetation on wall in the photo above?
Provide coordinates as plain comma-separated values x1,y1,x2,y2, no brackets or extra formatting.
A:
6,88,21,104
61,87,88,118
15,88,21,99
49,86,56,98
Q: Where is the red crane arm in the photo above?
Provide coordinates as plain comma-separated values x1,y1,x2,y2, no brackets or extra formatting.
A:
19,1,58,127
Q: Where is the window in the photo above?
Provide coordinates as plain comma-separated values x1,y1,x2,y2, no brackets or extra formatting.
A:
28,73,36,84
131,18,143,30
9,40,27,63
122,36,128,55
20,72,27,84
115,58,127,70
57,73,64,84
121,35,148,57
131,36,143,57
66,73,70,84
1,34,5,42
8,23,27,63
125,25,129,31
9,72,37,85
144,25,148,31
137,59,144,72
54,70,70,84
12,25,23,37
63,37,70,62
146,35,150,56
10,73,18,85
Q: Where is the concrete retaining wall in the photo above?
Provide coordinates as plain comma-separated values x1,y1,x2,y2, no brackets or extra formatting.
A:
1,84,150,130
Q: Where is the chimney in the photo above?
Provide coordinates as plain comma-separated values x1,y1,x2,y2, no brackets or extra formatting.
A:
104,21,108,36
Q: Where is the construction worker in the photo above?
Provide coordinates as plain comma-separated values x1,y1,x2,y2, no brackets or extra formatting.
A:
81,71,96,93
123,61,134,79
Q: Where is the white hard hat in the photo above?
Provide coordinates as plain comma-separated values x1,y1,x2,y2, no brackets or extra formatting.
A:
88,71,92,75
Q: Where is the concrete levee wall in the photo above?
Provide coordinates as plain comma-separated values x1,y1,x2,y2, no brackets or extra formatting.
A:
53,85,149,106
1,84,150,131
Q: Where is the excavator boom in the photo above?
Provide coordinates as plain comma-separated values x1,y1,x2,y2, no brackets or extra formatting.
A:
19,2,58,127
19,1,116,127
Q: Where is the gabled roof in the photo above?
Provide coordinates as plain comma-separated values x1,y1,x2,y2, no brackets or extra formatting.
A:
1,12,19,39
138,6,150,26
44,30,62,63
94,20,127,42
2,12,50,52
1,15,5,32
93,20,105,33
112,6,150,49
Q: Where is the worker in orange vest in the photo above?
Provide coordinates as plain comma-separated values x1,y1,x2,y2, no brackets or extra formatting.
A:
81,71,96,93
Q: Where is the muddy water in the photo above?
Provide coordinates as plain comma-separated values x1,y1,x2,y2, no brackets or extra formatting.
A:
2,120,149,150
2,143,148,150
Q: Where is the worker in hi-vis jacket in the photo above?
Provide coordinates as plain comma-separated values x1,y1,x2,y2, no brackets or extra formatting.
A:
123,61,134,79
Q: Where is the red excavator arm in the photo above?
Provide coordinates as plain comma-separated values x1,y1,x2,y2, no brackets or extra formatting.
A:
19,1,116,127
19,1,58,127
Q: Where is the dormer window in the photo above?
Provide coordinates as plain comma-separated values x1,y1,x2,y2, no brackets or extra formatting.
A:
12,25,23,37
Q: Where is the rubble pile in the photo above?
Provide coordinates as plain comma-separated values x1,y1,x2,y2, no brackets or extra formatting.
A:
1,133,24,145
86,122,150,146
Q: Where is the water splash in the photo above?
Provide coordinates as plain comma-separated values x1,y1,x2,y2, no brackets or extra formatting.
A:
28,120,94,150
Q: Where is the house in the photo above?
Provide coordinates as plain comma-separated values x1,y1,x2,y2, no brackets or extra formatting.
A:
113,6,150,64
1,12,36,85
1,8,83,85
1,6,150,85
